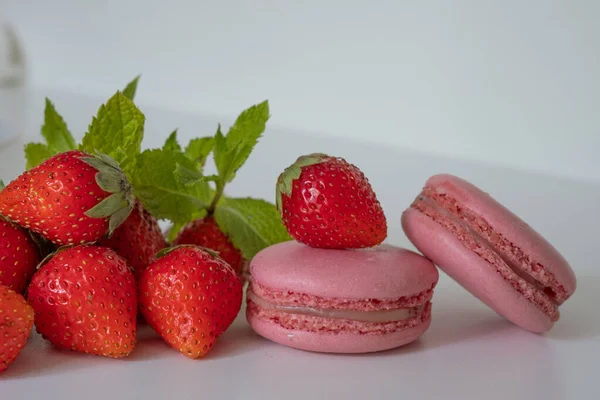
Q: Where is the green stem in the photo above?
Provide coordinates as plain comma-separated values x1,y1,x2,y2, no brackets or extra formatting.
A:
207,180,225,215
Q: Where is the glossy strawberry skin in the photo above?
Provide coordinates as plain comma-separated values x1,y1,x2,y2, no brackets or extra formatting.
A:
173,216,244,275
0,217,41,293
0,150,111,246
99,201,167,280
27,245,137,358
279,155,387,248
0,285,34,372
139,245,243,359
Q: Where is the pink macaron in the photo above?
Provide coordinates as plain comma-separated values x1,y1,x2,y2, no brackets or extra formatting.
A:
402,174,576,333
245,241,439,353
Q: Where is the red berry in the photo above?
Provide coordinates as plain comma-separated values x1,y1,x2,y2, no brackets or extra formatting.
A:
0,150,135,246
0,285,34,372
0,217,41,293
276,153,387,249
27,245,137,358
99,201,167,280
173,216,244,275
139,245,243,358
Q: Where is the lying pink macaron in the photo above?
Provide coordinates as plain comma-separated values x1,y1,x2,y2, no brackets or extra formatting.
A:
246,241,439,353
402,174,576,333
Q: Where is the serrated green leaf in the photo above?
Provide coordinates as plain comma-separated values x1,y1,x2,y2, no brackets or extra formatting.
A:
184,136,214,169
131,149,212,223
214,197,291,260
41,98,76,154
213,125,228,176
163,130,181,152
24,142,53,170
174,163,204,186
122,75,140,100
213,101,270,184
80,92,145,174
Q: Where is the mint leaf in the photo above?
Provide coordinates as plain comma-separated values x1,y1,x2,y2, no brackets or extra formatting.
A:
163,130,181,152
122,75,140,100
24,142,53,170
174,163,204,186
184,136,214,169
81,92,145,173
213,100,269,184
131,149,212,223
213,125,228,177
214,197,291,260
42,98,76,154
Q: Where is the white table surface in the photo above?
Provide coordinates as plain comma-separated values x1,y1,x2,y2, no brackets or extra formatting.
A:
1,92,599,399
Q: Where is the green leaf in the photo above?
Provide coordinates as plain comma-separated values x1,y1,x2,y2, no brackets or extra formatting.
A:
174,163,204,186
213,100,270,184
131,149,212,223
122,75,140,100
24,142,53,170
80,92,145,174
0,180,4,190
163,130,181,152
213,125,228,176
184,136,214,169
214,197,291,260
41,98,76,154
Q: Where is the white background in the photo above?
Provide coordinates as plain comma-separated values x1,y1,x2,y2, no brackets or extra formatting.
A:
2,0,599,182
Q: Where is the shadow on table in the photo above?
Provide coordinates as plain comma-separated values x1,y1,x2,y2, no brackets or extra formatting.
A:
0,333,111,380
547,275,600,340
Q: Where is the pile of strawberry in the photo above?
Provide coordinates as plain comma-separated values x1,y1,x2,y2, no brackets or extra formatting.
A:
0,77,290,372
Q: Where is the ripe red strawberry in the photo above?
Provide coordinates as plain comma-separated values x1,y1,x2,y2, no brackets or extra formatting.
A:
0,150,135,246
173,216,244,275
0,285,34,372
276,153,387,249
139,245,243,359
27,245,137,358
98,201,167,280
0,216,41,293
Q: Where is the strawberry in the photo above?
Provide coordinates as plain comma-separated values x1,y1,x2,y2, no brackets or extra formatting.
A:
173,216,244,275
27,245,137,358
0,285,34,372
0,216,41,293
139,245,243,359
0,150,135,246
276,153,387,249
98,201,167,280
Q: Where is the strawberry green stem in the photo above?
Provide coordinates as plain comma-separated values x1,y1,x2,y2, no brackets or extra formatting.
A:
207,180,225,215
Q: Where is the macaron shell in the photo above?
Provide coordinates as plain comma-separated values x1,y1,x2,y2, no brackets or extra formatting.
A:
250,241,438,300
247,307,431,353
402,208,553,333
426,174,576,295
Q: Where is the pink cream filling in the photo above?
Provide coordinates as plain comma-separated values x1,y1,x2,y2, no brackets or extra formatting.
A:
247,289,425,323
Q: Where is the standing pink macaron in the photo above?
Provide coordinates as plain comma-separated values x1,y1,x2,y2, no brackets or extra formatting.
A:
402,174,576,333
246,241,439,353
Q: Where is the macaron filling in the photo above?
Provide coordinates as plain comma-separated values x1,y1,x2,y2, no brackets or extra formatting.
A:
411,187,563,320
247,289,424,323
